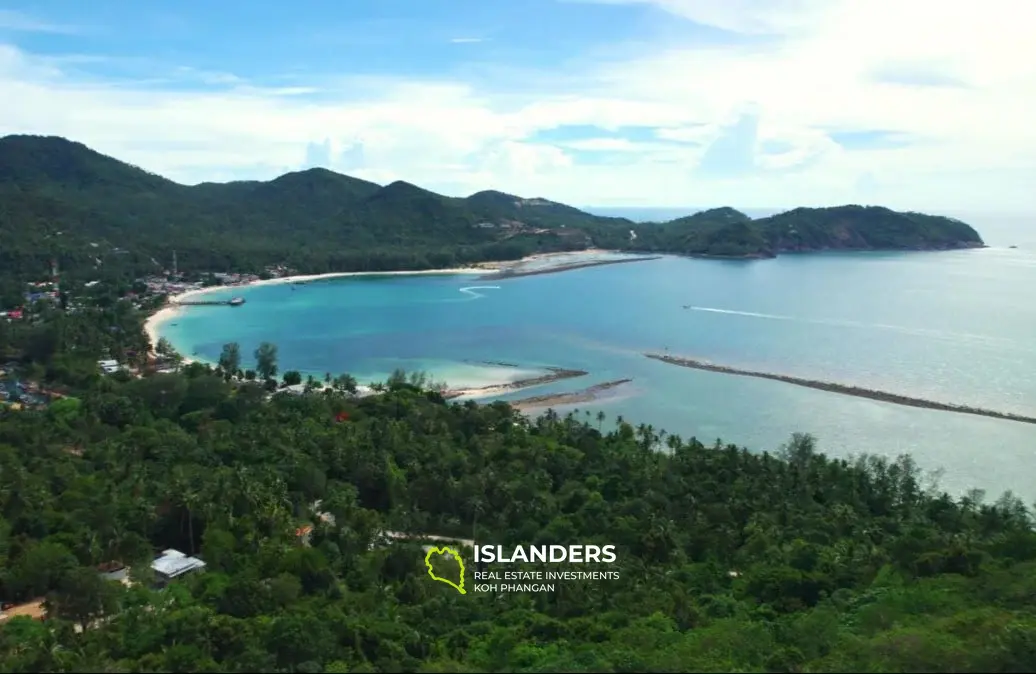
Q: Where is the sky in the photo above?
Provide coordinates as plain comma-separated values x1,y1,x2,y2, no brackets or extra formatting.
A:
1,0,1034,212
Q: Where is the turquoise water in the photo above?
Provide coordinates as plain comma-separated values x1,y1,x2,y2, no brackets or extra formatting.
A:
161,245,1036,499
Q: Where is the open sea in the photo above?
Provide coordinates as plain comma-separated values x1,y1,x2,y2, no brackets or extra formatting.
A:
159,210,1036,500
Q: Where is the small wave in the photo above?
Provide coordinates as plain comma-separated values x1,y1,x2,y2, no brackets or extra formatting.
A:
458,285,501,300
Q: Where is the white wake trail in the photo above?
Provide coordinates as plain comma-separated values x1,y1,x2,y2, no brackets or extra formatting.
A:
458,285,501,300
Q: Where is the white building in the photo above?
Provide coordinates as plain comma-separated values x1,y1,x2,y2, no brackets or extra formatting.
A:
98,359,122,374
151,549,206,586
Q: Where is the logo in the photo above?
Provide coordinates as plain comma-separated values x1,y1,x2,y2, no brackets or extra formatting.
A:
424,546,466,594
423,542,621,595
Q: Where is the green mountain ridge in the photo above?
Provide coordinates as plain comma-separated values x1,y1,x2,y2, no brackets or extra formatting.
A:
0,134,984,284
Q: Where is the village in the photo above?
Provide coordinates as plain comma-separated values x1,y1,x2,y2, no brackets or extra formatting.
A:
0,258,298,412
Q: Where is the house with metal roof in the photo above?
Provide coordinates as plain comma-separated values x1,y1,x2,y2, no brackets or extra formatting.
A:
151,549,206,586
98,359,122,374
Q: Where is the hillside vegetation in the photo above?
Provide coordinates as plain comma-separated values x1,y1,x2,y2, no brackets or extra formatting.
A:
0,301,1035,672
0,135,983,285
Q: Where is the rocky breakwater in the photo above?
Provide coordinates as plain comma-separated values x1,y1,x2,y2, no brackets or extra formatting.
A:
646,353,1036,425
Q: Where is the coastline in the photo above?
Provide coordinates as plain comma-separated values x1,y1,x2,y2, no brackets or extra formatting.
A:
646,353,1036,426
142,249,621,377
143,267,493,361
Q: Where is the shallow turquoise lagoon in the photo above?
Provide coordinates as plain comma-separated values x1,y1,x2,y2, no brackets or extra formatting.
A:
160,246,1036,498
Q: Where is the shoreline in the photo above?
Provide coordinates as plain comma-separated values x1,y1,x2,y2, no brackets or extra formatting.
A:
646,353,1036,426
142,267,497,360
509,378,634,411
142,249,617,378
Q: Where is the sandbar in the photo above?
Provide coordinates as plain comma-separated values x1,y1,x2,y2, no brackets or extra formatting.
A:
482,255,661,280
509,378,634,411
444,367,589,400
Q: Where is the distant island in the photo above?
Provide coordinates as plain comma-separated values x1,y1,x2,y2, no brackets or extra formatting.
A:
0,134,984,287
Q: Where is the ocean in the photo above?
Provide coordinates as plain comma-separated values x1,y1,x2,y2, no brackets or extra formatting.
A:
159,211,1036,499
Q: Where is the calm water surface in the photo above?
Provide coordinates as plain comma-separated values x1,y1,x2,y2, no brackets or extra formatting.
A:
162,240,1036,499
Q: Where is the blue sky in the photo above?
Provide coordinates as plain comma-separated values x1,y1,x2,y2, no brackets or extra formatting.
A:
4,0,693,82
1,1,1033,212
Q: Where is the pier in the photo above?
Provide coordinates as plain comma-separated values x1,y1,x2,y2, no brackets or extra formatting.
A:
175,297,246,307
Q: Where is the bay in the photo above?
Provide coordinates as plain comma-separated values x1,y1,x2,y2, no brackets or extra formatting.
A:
160,239,1036,499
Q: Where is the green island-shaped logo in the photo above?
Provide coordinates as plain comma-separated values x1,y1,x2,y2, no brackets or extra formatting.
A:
425,546,466,594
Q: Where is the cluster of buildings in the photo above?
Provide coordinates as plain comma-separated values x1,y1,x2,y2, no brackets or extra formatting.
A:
0,280,59,321
0,363,53,410
139,263,293,298
139,276,206,296
24,280,60,304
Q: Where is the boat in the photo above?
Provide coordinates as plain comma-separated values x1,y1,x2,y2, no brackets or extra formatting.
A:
229,297,245,306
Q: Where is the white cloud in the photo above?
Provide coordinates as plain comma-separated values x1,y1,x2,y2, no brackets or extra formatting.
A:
0,10,82,34
2,0,1036,213
450,37,488,44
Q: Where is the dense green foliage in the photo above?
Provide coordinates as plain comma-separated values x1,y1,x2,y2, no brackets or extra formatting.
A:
1,135,983,289
598,206,984,258
1,300,1035,673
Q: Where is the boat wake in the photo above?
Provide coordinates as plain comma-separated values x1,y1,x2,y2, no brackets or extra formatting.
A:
683,305,1019,348
458,286,501,300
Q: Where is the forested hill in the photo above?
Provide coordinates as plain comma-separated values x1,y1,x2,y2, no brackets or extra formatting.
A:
0,135,983,283
595,205,985,258
1,319,1036,670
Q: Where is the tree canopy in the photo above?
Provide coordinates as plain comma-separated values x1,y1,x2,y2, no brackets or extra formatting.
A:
0,135,983,288
0,298,1034,672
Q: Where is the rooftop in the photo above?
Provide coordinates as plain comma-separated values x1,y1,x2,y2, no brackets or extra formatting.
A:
152,549,206,579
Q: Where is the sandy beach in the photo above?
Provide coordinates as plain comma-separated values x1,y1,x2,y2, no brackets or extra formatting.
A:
142,249,626,378
142,266,493,360
142,249,629,358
